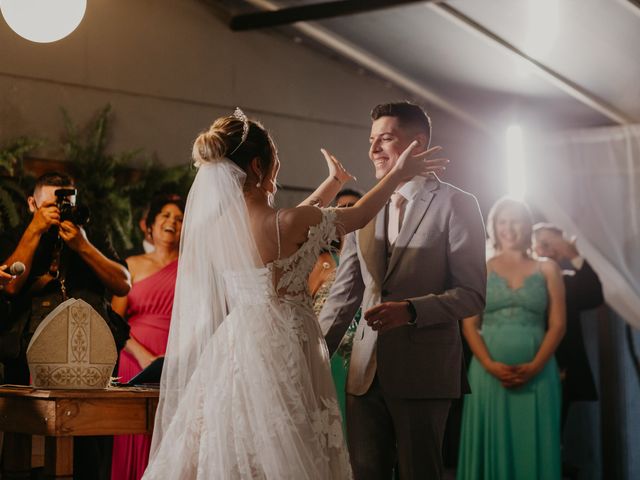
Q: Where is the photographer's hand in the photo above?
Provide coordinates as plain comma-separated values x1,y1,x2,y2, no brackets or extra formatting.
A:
58,221,131,296
58,221,88,251
0,266,14,289
3,201,60,296
28,201,60,236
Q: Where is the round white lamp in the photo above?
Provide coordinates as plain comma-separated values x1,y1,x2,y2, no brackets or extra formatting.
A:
0,0,87,43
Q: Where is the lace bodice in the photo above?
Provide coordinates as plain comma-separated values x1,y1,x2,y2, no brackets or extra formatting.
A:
482,270,548,330
268,208,340,308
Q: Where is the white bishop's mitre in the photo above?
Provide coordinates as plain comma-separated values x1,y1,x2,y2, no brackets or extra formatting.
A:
27,298,117,389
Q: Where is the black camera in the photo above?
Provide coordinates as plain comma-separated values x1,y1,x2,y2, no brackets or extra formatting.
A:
54,188,90,226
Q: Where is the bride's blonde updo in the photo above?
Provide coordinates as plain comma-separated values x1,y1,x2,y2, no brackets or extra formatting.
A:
192,111,276,179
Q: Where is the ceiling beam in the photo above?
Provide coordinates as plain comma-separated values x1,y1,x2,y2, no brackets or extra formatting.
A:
429,3,635,125
626,0,640,10
200,1,233,25
230,0,436,31
242,0,490,134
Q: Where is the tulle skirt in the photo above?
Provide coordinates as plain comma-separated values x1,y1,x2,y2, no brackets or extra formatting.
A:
142,300,352,479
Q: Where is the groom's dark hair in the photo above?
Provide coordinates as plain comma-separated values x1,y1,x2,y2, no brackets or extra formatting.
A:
371,101,432,145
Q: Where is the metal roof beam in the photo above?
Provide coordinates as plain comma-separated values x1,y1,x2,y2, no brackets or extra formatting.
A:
430,3,635,125
243,0,490,134
230,0,436,31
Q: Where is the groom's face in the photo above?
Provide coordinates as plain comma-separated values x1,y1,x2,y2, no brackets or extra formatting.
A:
369,116,416,180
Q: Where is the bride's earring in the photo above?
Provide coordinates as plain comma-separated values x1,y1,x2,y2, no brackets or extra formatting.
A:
256,175,262,188
266,179,277,208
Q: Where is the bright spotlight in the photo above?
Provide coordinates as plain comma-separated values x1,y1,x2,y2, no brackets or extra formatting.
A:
506,125,526,200
0,0,87,43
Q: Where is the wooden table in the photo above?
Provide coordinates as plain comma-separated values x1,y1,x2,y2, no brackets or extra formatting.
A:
0,385,159,479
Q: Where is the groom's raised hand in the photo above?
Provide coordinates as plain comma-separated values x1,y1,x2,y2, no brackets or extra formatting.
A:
364,301,414,334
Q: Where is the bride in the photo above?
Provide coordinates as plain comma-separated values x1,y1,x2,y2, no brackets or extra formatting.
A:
142,109,447,479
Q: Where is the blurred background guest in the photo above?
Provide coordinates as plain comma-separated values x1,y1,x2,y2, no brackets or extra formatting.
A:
457,197,566,480
309,188,362,300
125,206,156,257
310,187,363,425
110,194,184,480
333,187,362,210
533,224,604,426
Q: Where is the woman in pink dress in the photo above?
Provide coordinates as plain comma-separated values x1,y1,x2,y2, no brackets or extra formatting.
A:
111,194,185,480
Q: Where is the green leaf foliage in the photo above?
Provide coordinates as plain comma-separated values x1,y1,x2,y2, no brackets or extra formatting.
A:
60,105,139,254
0,137,41,231
60,105,195,256
1,105,195,258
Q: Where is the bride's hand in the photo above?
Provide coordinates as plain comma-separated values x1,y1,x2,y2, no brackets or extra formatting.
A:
321,148,357,184
391,141,448,181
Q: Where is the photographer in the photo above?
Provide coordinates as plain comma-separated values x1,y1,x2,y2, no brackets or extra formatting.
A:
0,172,131,479
0,171,131,376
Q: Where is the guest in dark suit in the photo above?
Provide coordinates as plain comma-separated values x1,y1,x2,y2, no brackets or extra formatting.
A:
319,102,486,480
533,223,604,424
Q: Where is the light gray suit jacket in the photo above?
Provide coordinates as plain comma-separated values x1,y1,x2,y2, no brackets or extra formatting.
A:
319,176,486,399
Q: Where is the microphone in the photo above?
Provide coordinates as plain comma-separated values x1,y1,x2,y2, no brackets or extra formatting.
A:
6,261,25,277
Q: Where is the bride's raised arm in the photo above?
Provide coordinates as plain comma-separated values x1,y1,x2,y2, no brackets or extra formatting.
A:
282,142,447,242
333,142,446,234
298,149,356,207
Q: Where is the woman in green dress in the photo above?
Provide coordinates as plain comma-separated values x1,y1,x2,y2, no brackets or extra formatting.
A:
457,197,566,480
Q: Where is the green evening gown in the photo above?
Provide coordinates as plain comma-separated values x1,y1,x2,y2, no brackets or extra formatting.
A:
457,270,562,480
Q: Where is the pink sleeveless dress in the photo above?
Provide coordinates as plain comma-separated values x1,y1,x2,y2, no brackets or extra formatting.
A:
111,260,178,480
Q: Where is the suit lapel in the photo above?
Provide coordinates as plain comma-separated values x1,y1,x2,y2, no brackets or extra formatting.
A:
358,207,387,286
385,177,439,281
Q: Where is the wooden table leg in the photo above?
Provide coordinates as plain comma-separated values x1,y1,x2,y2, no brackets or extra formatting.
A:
1,432,31,480
44,436,73,479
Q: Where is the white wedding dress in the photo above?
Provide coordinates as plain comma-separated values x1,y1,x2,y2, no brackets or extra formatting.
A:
143,161,351,479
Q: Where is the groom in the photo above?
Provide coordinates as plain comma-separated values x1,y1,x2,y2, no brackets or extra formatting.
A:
319,101,486,479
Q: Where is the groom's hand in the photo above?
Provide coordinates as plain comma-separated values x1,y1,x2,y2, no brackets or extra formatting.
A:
365,301,413,334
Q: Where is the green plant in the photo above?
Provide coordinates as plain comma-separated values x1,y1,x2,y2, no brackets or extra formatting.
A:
0,105,195,255
61,105,141,254
0,137,42,231
61,105,195,255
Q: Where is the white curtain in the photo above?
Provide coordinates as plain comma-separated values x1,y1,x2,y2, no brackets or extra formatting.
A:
527,124,640,328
